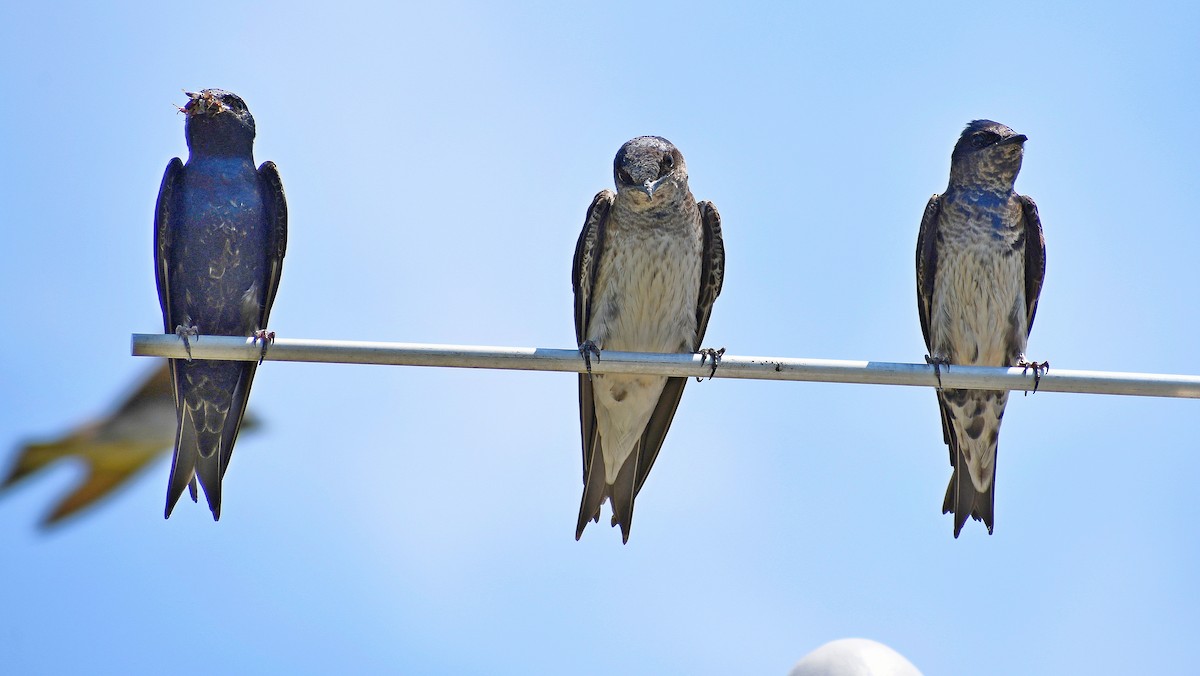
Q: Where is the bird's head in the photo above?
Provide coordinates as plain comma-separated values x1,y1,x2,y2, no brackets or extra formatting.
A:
180,89,257,156
613,136,688,205
949,120,1027,191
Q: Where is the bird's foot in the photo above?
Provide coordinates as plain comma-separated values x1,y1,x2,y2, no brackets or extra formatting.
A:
1018,359,1050,395
175,324,199,361
252,330,276,365
579,340,601,381
697,347,726,382
925,354,950,390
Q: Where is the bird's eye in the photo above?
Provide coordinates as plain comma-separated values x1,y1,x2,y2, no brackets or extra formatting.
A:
617,168,633,184
658,154,674,177
971,132,992,148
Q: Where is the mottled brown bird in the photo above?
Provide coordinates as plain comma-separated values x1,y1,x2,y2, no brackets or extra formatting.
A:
573,136,725,543
916,120,1046,537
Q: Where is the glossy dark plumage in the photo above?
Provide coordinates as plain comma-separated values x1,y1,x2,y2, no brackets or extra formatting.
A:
155,89,286,519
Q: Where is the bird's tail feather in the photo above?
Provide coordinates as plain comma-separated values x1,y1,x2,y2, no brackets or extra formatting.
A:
608,446,638,544
219,363,257,480
164,402,225,520
575,440,641,544
195,443,223,521
164,409,198,519
192,403,227,520
575,444,607,540
942,454,995,537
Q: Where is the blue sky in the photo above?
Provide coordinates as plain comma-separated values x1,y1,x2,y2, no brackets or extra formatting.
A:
2,2,1198,673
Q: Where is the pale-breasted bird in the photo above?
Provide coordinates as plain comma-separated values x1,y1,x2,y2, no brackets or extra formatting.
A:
916,119,1046,537
155,89,286,520
572,136,725,543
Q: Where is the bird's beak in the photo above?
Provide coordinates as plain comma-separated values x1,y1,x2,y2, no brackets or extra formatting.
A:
640,175,669,201
999,133,1028,146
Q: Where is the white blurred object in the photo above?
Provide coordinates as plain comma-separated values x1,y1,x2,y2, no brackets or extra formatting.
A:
789,638,922,676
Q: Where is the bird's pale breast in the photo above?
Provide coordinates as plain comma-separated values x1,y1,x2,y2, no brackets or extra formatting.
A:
587,205,703,482
931,194,1027,492
588,212,703,353
931,197,1028,367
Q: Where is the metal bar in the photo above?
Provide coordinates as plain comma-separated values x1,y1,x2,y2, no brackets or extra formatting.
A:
130,333,1200,399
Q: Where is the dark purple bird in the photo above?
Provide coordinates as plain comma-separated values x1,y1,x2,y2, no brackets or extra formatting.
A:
154,89,286,519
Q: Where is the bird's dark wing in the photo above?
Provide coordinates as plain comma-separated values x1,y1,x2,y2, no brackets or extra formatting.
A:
1019,195,1046,334
256,161,288,329
631,201,725,496
572,191,613,535
154,158,184,335
916,194,955,452
915,194,941,353
215,367,256,489
153,158,195,504
572,190,613,346
693,200,726,346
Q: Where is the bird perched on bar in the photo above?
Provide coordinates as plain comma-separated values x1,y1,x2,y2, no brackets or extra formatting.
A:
572,136,725,543
154,89,286,520
0,364,261,527
916,119,1046,537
